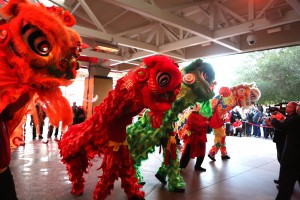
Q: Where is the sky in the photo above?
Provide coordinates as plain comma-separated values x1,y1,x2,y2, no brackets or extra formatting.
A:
39,0,54,7
199,54,246,94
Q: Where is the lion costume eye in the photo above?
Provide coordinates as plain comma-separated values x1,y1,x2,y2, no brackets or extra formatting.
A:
22,23,52,56
156,71,171,87
237,88,245,95
182,73,195,85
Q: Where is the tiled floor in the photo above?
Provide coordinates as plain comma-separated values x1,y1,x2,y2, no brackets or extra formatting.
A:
10,131,300,200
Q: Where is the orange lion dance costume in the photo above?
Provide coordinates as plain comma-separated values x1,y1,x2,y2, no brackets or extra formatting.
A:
58,55,182,200
0,0,81,199
208,83,261,161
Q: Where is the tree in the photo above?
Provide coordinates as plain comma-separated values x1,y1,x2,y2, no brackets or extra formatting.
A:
231,45,300,105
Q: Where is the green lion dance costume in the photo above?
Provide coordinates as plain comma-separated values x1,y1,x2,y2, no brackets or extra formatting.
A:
127,59,216,192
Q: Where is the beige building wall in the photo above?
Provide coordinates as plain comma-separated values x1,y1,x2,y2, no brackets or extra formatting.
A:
83,76,113,118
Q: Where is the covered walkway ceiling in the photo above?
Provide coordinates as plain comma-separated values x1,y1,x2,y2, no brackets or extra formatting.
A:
50,0,300,70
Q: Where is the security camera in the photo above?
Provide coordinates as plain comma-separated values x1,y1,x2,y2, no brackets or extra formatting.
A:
247,34,257,45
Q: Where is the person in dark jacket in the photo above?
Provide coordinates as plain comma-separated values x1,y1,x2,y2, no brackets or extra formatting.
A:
0,93,30,200
272,126,286,185
72,103,86,125
270,101,300,200
266,107,287,186
230,108,242,123
245,108,254,136
253,106,263,137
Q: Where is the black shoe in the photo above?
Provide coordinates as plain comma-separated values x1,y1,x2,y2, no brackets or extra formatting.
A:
173,187,185,193
19,141,25,146
129,196,145,200
139,181,146,186
42,139,49,144
195,166,206,172
208,154,216,161
38,135,43,139
221,155,230,160
155,173,167,185
274,179,279,184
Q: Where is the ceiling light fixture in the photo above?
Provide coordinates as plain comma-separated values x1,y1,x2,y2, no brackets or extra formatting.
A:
201,42,212,47
94,41,119,53
267,27,282,34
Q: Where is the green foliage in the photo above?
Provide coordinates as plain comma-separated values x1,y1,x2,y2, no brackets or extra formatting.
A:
232,45,300,104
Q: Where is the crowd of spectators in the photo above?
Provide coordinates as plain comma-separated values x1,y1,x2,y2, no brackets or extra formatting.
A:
224,104,276,138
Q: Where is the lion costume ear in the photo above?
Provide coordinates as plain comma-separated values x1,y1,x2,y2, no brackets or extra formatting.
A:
0,0,28,19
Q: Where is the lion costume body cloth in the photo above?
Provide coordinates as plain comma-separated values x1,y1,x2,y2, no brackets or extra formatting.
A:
58,55,182,200
208,83,261,160
0,0,81,169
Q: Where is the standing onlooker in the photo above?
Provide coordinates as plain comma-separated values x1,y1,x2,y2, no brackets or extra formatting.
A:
270,101,300,200
252,106,263,137
245,107,254,136
224,111,233,136
72,102,79,124
72,102,86,125
262,114,274,139
76,106,86,124
47,124,59,140
31,103,46,140
230,108,242,124
180,103,209,171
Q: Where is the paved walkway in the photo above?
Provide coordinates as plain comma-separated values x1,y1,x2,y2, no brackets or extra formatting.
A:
10,132,300,200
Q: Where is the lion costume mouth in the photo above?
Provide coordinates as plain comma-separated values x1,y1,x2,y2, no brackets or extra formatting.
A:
197,70,216,94
48,57,80,80
181,59,216,102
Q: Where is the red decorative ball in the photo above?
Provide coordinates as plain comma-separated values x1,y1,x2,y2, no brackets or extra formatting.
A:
134,68,149,82
219,87,231,97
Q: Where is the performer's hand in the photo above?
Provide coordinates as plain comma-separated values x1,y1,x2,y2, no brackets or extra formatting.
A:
270,114,276,120
275,112,286,122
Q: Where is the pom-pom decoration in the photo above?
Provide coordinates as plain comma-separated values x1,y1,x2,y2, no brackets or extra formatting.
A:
219,87,231,97
182,73,195,85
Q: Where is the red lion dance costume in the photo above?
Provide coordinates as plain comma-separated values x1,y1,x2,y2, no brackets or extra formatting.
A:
0,0,82,199
208,83,261,161
59,55,182,200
